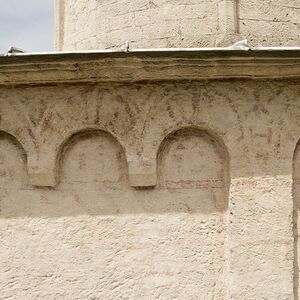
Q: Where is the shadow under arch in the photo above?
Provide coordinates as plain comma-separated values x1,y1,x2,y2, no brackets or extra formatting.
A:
293,140,300,299
55,128,129,187
0,130,27,157
0,130,27,186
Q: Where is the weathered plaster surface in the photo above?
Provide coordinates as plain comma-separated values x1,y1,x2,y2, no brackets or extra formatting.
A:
0,79,299,298
55,0,300,50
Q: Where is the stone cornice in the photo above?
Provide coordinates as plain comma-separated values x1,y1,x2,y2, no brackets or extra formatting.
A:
0,49,299,86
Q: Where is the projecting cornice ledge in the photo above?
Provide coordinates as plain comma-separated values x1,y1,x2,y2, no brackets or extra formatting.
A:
0,49,299,85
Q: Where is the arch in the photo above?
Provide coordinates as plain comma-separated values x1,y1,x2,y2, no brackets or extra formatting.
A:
157,126,230,191
155,126,230,297
56,128,129,188
56,127,127,159
0,130,28,156
143,121,229,171
0,131,27,187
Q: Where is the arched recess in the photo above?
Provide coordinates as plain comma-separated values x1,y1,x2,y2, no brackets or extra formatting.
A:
157,126,230,196
57,129,129,189
293,141,300,298
0,131,27,188
156,127,230,297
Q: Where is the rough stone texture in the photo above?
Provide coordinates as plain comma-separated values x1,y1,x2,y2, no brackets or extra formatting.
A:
0,79,299,298
239,0,300,47
55,0,300,50
1,1,299,298
2,50,300,86
56,0,219,50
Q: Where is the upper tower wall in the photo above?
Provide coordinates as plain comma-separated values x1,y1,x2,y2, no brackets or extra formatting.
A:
55,0,300,51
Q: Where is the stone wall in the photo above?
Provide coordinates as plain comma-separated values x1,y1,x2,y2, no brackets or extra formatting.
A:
239,0,300,46
0,79,299,298
57,0,219,50
55,0,300,50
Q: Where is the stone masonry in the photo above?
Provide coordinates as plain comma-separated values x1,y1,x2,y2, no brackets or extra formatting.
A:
55,0,300,50
0,1,300,299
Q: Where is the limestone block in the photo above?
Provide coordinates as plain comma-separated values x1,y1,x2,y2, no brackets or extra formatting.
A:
27,156,57,187
128,158,157,188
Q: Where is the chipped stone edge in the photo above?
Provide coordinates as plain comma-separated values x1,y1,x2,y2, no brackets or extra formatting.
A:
0,49,299,86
